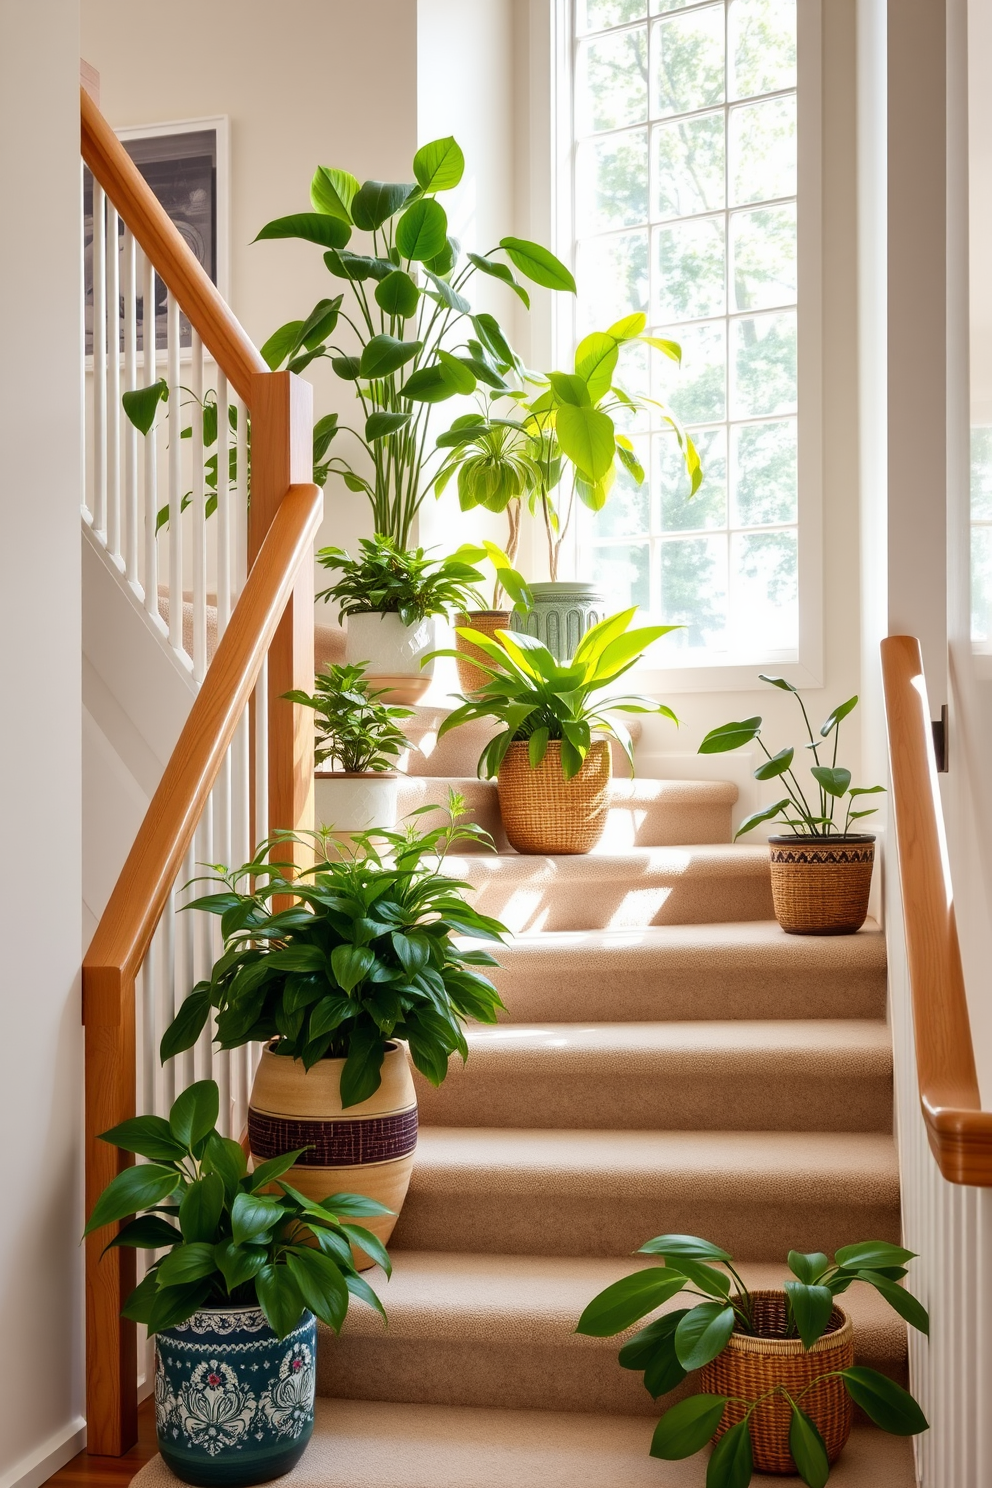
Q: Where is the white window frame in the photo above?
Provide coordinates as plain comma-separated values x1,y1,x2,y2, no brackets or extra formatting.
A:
549,0,823,693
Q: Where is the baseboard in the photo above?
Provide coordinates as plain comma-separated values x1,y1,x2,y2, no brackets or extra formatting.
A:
0,1419,87,1488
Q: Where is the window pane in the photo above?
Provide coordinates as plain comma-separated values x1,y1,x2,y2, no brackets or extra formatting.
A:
659,426,726,530
597,436,651,535
577,129,649,232
652,0,694,11
660,534,728,647
730,530,798,652
578,0,647,33
576,231,649,334
589,542,651,609
729,0,796,100
658,319,726,423
654,112,725,220
730,95,797,205
577,29,649,134
972,526,992,644
731,310,796,417
971,427,992,519
731,204,796,311
651,6,725,118
655,217,726,320
731,418,797,525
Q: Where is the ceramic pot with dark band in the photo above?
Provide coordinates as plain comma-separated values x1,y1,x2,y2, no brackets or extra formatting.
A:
248,1040,416,1266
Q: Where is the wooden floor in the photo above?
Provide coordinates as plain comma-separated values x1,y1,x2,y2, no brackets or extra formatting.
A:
44,1401,156,1488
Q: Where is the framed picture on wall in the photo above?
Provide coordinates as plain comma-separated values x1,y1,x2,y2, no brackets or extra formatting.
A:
83,115,230,357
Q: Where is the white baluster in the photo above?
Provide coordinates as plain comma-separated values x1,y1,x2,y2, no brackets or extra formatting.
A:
167,291,184,658
106,203,122,566
142,254,160,623
179,841,196,1094
191,332,207,682
193,807,213,1084
235,394,249,600
216,369,231,638
255,655,269,848
123,229,139,588
92,182,107,539
161,882,178,1113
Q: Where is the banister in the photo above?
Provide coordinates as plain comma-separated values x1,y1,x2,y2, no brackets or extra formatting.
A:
80,86,266,404
880,635,992,1185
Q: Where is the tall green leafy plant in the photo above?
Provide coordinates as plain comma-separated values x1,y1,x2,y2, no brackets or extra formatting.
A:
254,137,576,548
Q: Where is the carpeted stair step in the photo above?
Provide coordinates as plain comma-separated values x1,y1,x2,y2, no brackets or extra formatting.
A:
315,1252,907,1415
391,1127,900,1260
447,845,774,931
474,919,886,1022
413,1019,893,1133
396,775,738,848
131,1399,915,1488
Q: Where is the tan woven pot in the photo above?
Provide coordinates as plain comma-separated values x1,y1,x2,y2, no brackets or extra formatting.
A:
701,1291,854,1474
455,610,510,693
248,1040,416,1270
497,738,611,854
768,834,875,935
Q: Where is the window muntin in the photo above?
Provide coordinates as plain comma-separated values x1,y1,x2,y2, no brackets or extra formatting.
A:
570,0,800,663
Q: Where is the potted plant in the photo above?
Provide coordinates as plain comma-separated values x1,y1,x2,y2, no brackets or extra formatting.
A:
159,797,506,1250
431,609,679,854
253,136,577,551
84,1079,389,1486
316,535,489,702
285,661,412,838
699,677,885,935
577,1232,928,1485
448,540,532,693
433,313,702,659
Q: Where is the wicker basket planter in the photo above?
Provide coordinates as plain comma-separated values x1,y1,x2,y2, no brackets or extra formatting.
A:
700,1290,854,1474
768,834,875,935
456,610,510,693
497,737,611,854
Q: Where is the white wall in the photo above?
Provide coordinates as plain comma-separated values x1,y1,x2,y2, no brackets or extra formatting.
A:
0,2,85,1484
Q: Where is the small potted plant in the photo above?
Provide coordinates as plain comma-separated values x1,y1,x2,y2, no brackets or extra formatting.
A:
84,1079,389,1486
160,797,506,1250
285,661,412,839
699,677,885,934
431,609,679,854
577,1232,928,1485
316,535,488,702
447,539,532,693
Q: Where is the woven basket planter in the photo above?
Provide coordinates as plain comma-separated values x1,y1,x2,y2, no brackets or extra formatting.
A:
700,1291,854,1474
497,738,611,854
456,610,510,693
768,834,875,935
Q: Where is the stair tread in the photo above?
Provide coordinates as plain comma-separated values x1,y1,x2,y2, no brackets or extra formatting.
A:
132,1400,915,1487
452,842,769,872
446,1016,893,1061
478,916,884,960
397,775,739,804
326,1251,906,1366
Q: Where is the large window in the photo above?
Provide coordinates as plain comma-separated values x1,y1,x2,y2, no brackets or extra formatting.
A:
565,0,807,668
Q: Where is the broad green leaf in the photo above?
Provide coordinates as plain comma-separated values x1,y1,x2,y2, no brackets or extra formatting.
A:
550,371,591,407
260,320,305,372
619,1312,689,1397
820,695,859,736
340,1025,387,1108
214,1239,267,1292
638,1234,733,1263
833,1241,916,1270
437,349,477,395
256,1262,306,1339
359,334,421,380
84,1164,180,1236
425,270,471,313
318,1192,395,1218
733,800,792,840
339,1222,392,1277
285,1247,349,1332
706,1419,753,1488
555,403,615,481
146,1280,213,1337
810,765,852,798
375,269,420,318
331,944,374,993
311,166,360,223
201,1132,248,1201
254,212,350,250
179,1174,225,1244
854,1271,929,1335
789,1405,830,1488
297,296,341,351
698,718,762,754
574,331,619,402
759,673,800,691
650,1394,727,1460
467,252,530,308
400,364,458,403
248,1148,312,1193
352,179,412,231
413,136,465,192
169,1081,219,1149
332,354,361,380
313,413,340,463
324,249,393,282
122,379,168,435
499,236,576,292
607,312,647,341
102,1214,181,1254
346,1271,388,1321
99,1115,186,1163
784,1281,834,1350
839,1367,929,1435
674,1302,736,1370
156,1242,218,1287
575,1268,688,1337
366,411,412,441
663,1256,731,1298
120,1271,161,1325
788,1251,830,1284
472,312,517,369
754,746,794,781
231,1190,286,1245
641,334,682,363
396,197,448,262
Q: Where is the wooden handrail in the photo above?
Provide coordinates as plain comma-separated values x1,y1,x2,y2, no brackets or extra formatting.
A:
881,635,992,1185
80,87,266,403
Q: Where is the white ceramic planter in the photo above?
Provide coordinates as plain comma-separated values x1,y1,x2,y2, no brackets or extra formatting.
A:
314,771,400,836
345,611,436,703
511,582,606,660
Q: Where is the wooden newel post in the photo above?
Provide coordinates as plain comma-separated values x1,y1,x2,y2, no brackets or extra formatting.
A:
249,372,316,850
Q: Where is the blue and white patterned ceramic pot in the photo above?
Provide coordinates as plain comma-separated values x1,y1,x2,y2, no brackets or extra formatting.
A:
154,1304,316,1487
511,582,605,661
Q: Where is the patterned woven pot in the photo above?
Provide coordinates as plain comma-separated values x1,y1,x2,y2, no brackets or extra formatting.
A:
154,1304,315,1486
768,834,875,935
455,610,511,693
700,1291,854,1475
510,581,605,661
497,738,611,854
248,1040,416,1270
